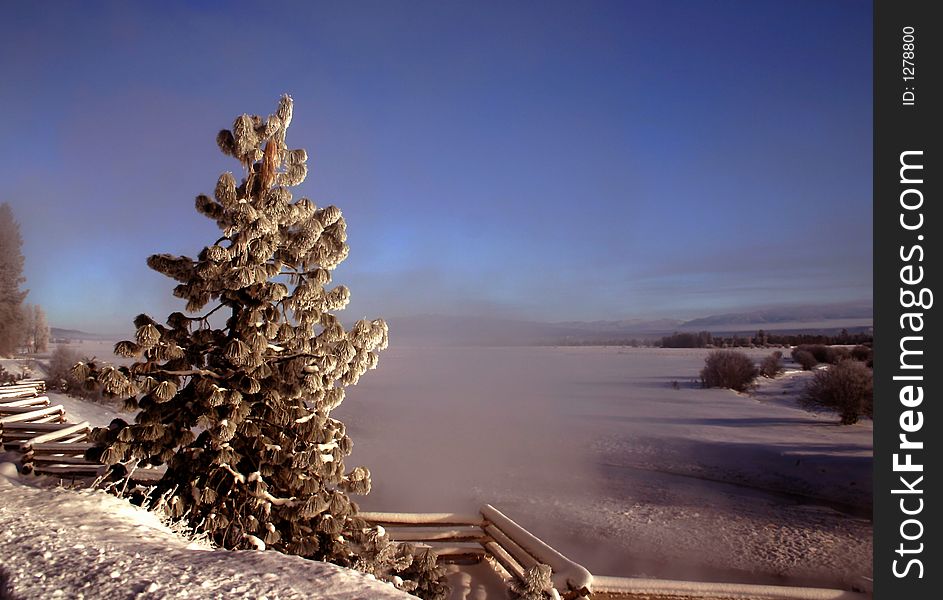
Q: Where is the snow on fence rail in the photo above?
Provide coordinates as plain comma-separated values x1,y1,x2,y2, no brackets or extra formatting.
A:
359,511,493,567
0,395,52,408
0,380,97,477
589,576,869,599
0,380,47,399
0,403,64,422
361,505,587,599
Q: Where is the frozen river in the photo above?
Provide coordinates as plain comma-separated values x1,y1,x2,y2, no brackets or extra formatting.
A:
335,345,873,590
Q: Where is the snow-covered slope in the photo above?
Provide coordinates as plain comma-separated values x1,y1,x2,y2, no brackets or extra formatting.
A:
0,465,414,600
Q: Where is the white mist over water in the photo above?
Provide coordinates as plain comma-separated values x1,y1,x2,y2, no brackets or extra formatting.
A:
336,345,873,587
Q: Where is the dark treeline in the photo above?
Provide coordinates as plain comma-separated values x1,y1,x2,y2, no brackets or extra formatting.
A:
463,328,873,348
537,337,652,347
660,331,714,348
660,328,872,349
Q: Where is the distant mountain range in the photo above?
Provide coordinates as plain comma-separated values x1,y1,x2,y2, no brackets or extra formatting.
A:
52,302,872,346
678,302,873,328
50,327,123,341
385,302,872,346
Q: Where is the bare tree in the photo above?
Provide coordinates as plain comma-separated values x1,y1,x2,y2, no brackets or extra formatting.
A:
21,304,50,353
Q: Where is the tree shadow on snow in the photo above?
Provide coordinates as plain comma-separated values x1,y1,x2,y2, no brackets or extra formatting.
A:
594,436,873,518
0,568,21,600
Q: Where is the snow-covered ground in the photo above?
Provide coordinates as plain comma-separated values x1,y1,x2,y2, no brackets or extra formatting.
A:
3,354,418,600
2,345,873,597
0,465,415,600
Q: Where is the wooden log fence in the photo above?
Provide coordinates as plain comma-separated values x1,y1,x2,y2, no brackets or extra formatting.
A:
0,382,47,400
1,379,871,599
361,509,871,600
0,395,52,408
1,380,96,476
588,576,870,600
0,404,65,425
361,505,591,599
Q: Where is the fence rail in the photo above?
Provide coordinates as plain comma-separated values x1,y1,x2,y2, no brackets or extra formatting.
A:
1,380,92,476
589,576,869,600
359,506,870,600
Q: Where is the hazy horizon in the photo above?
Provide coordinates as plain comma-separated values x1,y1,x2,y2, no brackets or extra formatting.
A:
49,300,873,342
1,1,872,333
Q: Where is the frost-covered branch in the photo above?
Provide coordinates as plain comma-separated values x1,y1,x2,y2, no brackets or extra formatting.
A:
79,95,444,598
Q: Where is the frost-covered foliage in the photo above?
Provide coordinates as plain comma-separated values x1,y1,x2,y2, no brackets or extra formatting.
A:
0,203,28,358
48,346,104,402
22,304,50,354
509,564,555,600
699,350,758,392
78,96,447,598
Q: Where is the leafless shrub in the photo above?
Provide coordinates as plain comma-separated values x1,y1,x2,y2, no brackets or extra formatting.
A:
700,350,758,392
802,359,873,425
851,344,873,362
792,348,818,370
797,344,830,363
794,343,852,365
828,346,851,363
759,351,784,378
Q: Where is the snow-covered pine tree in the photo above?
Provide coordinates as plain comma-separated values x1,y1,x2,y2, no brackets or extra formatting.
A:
80,96,447,599
509,564,555,600
0,203,28,357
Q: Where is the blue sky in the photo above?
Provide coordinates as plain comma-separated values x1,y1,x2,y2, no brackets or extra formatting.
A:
0,0,872,333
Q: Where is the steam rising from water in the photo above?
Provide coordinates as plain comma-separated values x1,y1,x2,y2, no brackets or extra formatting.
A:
337,346,586,513
334,345,873,585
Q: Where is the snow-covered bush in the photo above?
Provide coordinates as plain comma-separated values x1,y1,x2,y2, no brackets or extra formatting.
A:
759,351,784,379
509,564,554,600
802,359,873,425
0,203,28,358
79,97,447,598
700,350,758,392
